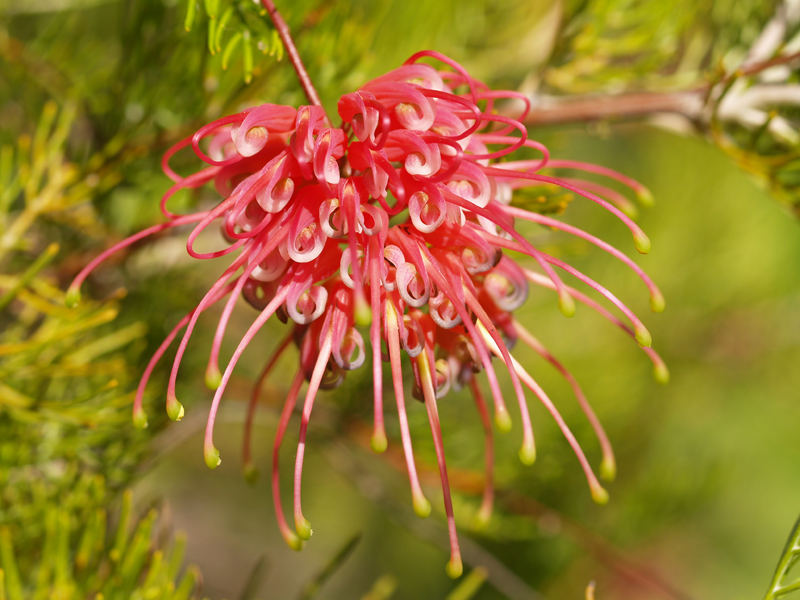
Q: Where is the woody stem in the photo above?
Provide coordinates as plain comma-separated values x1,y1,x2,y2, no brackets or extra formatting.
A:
260,0,331,126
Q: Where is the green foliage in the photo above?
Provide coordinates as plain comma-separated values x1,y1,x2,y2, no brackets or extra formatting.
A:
184,0,284,84
0,488,201,600
545,0,779,93
764,513,800,600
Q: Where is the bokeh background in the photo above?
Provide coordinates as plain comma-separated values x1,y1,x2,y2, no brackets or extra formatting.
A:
2,1,800,599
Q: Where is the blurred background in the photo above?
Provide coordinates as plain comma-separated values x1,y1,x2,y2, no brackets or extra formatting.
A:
2,1,800,599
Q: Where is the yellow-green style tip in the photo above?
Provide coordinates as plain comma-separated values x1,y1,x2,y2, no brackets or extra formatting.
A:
243,462,259,485
65,287,81,308
633,230,651,254
413,493,432,519
132,408,148,430
650,290,666,313
636,186,655,207
296,517,313,541
634,324,652,348
494,410,512,433
590,483,609,505
471,507,492,531
282,530,304,551
166,394,184,421
558,290,576,318
205,365,222,390
600,455,616,482
620,203,639,220
370,431,388,454
204,445,221,469
653,362,670,385
355,298,372,328
518,442,536,466
446,557,463,579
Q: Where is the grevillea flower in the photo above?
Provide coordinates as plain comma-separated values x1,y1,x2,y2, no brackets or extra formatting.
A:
67,51,667,578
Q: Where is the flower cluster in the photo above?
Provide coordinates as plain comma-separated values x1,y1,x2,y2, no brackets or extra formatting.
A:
68,51,666,578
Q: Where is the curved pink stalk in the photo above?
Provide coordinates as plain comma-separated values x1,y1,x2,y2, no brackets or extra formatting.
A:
293,327,334,540
66,213,208,308
513,319,616,482
502,205,665,312
159,167,219,219
272,368,306,550
402,235,513,432
385,301,431,517
416,350,463,579
206,227,290,388
545,159,653,202
468,378,495,528
475,134,549,170
369,237,387,453
478,325,609,505
460,283,535,465
161,135,193,183
203,285,291,469
166,251,251,413
243,329,295,477
523,269,669,382
441,190,577,317
481,166,652,254
132,280,236,429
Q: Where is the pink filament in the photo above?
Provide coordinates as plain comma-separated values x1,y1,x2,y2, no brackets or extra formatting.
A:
481,331,605,496
293,328,334,536
369,238,386,449
416,351,462,574
502,205,662,301
243,330,295,470
469,378,494,524
68,213,208,295
512,319,615,476
272,369,306,547
132,280,237,421
386,300,427,506
523,269,666,371
203,285,291,462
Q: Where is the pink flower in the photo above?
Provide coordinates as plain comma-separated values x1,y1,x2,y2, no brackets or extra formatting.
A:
68,51,667,578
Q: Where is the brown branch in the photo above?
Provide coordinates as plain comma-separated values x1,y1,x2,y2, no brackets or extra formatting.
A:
522,90,704,128
260,0,331,126
522,50,800,129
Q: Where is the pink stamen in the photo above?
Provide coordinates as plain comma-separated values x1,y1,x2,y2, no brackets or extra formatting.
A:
479,326,609,505
66,213,208,307
523,269,668,381
513,319,616,482
132,280,237,429
293,327,334,540
403,236,513,432
481,166,651,254
243,330,295,477
442,190,577,317
272,368,306,550
386,300,431,518
502,205,665,313
468,378,494,528
416,350,463,579
369,238,387,453
206,227,290,389
166,251,251,410
545,159,652,200
461,283,536,465
203,285,291,469
159,167,219,219
161,135,194,183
